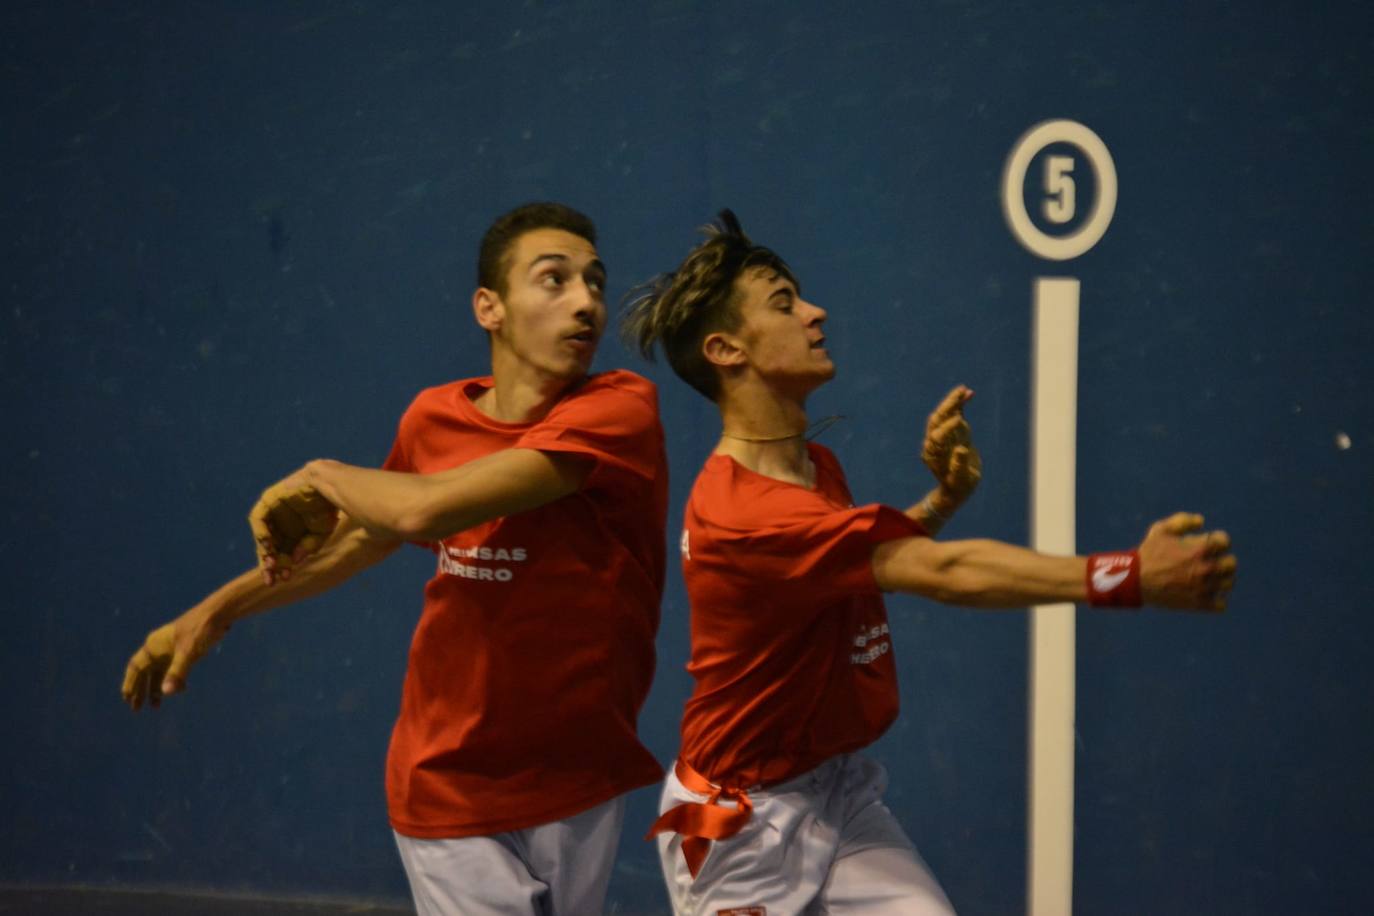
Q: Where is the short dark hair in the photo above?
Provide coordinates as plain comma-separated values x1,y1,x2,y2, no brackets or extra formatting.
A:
478,202,597,296
620,210,796,401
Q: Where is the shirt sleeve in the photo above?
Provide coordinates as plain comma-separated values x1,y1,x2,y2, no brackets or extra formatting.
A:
514,372,663,489
717,498,925,600
379,399,433,550
381,395,417,477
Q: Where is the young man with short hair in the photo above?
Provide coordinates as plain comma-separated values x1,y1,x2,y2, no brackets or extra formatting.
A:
623,211,1237,915
122,202,668,916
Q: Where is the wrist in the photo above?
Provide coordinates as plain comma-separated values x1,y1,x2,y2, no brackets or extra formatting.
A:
1086,550,1142,608
303,459,339,498
929,487,963,517
193,596,237,633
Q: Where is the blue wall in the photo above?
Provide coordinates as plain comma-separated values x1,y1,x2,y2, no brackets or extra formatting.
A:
3,2,1371,913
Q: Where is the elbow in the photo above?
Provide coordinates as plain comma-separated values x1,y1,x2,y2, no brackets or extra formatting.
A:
927,578,999,608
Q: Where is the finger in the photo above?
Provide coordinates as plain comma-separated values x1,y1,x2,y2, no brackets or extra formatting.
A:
1161,512,1205,536
1203,530,1231,555
949,445,968,472
292,534,326,563
936,415,971,449
248,498,274,555
295,495,338,535
121,654,142,702
927,385,973,431
162,651,193,697
256,541,275,575
132,661,158,712
924,418,969,471
250,483,296,548
122,663,143,710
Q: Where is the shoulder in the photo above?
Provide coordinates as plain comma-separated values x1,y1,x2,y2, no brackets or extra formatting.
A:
544,370,662,431
394,376,485,434
569,369,659,410
404,377,485,412
689,456,835,532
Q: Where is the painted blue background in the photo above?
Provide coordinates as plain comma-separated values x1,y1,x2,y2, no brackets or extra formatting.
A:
3,2,1371,913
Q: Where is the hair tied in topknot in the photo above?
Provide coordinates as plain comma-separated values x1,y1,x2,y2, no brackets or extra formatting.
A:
716,209,744,238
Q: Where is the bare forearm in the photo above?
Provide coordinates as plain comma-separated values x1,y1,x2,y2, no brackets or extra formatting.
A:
304,460,450,540
874,537,1085,607
205,519,396,626
303,450,587,543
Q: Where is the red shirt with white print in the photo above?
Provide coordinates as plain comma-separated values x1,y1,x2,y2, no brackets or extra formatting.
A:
677,443,926,789
381,369,667,837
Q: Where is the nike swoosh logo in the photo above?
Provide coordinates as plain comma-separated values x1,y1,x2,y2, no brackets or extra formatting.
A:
1092,568,1130,592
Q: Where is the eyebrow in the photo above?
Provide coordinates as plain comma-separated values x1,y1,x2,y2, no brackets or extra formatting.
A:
528,254,607,277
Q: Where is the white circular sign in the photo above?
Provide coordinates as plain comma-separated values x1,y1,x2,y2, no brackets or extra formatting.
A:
1002,120,1117,261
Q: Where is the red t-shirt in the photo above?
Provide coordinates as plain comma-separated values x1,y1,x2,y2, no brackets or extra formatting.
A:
677,443,926,789
381,369,667,837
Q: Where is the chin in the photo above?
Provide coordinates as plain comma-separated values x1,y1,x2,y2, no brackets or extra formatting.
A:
557,361,594,382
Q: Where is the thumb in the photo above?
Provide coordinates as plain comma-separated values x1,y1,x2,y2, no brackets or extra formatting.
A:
947,447,968,485
162,649,194,696
1160,512,1204,536
1150,512,1203,539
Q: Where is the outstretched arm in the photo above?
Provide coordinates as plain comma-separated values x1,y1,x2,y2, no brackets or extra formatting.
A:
908,385,982,535
121,513,399,710
872,512,1236,612
252,449,592,583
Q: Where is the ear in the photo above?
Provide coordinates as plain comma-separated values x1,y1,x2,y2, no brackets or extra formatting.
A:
473,287,504,332
702,330,747,369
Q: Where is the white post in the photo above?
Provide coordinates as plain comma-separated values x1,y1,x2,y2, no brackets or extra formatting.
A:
1002,120,1117,916
1028,278,1080,916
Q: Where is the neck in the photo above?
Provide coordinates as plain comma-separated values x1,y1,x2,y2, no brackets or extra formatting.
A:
476,351,583,423
715,387,813,486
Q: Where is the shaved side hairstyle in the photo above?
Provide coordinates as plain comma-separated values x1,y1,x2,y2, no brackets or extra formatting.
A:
621,210,797,401
478,202,598,296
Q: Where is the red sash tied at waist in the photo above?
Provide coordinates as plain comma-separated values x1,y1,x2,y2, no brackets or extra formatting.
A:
646,759,755,879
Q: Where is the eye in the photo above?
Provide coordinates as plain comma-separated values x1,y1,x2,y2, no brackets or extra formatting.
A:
541,273,564,289
586,274,606,293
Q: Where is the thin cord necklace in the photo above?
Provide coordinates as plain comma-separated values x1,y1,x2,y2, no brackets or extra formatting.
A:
720,430,803,443
720,414,847,444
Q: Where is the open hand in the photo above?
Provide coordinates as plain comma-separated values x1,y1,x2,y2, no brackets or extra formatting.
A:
121,610,230,710
922,385,982,503
1138,512,1237,612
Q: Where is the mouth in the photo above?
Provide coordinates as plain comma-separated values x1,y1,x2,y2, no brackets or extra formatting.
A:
810,336,827,350
565,328,599,350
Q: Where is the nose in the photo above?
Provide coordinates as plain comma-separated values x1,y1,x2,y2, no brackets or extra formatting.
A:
803,298,827,326
572,279,605,323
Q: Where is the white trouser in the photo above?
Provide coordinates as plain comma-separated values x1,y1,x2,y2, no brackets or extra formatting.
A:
656,754,956,916
394,794,625,916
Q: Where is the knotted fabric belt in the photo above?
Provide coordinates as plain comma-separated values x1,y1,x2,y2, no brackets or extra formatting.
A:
646,759,755,879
